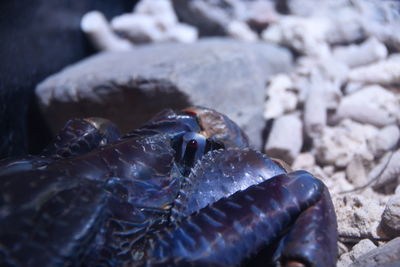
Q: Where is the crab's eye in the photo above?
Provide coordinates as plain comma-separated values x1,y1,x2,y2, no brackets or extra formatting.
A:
180,132,207,168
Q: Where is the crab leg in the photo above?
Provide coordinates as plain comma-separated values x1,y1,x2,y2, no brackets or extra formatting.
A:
141,170,335,266
273,185,338,267
41,118,120,159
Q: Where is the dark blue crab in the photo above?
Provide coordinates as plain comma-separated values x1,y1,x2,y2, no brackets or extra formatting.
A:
0,107,337,266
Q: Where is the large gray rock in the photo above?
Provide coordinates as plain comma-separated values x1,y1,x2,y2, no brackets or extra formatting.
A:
36,38,292,149
350,237,400,267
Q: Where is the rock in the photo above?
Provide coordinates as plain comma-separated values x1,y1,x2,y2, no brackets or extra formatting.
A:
338,241,349,256
380,194,400,238
265,113,303,164
333,85,400,127
226,21,258,41
369,149,400,193
324,7,366,45
110,0,198,44
348,58,400,85
314,119,377,168
350,237,400,267
245,0,280,31
291,152,315,171
368,125,399,158
303,77,327,138
165,23,198,43
362,18,400,52
261,16,331,57
81,11,134,52
263,74,297,119
111,13,165,43
334,192,386,240
332,37,388,68
344,82,364,95
283,0,350,17
338,239,377,267
134,0,178,28
346,155,367,187
171,0,246,36
36,39,293,149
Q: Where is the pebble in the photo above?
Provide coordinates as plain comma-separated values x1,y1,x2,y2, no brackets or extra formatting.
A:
380,194,400,238
265,113,303,164
333,85,400,127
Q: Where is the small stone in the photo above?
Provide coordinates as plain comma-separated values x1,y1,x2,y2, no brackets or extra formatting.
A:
368,125,400,158
332,37,388,68
263,74,297,119
348,58,400,85
350,237,400,266
314,119,377,168
226,21,258,41
172,0,246,36
369,150,400,192
291,153,315,171
245,0,280,30
303,78,327,138
265,113,303,164
338,241,349,256
346,155,367,187
338,239,377,267
81,11,134,52
380,194,400,237
333,85,400,127
261,16,331,57
334,193,385,240
165,23,198,43
111,14,165,43
134,0,178,28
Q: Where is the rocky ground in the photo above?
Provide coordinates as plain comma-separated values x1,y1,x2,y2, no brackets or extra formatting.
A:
35,0,400,266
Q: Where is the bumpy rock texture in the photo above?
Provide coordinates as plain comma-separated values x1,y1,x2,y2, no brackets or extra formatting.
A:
36,39,292,149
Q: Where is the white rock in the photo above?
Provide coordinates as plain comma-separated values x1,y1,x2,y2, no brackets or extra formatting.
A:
338,239,377,267
294,58,346,106
265,113,303,164
245,0,280,29
165,23,198,43
381,194,400,237
80,11,134,51
344,82,364,95
334,85,400,127
369,150,400,192
368,125,400,158
134,0,178,28
333,37,388,68
324,171,354,195
348,58,400,85
226,21,258,42
291,152,315,171
334,193,386,239
263,74,297,119
111,14,165,43
346,155,367,187
325,7,365,44
314,119,377,167
261,16,331,57
362,19,400,52
303,78,327,138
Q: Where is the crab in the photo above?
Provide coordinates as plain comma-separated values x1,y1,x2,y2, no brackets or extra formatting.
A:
0,107,337,266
